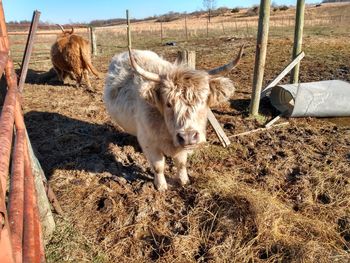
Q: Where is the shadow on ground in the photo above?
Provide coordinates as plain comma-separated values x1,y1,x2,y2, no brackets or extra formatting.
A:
18,68,69,86
25,111,151,182
229,97,280,117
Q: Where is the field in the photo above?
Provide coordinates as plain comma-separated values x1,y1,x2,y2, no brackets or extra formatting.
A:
13,3,350,263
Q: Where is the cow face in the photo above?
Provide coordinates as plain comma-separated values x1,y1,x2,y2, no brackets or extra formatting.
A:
140,69,234,148
129,46,243,148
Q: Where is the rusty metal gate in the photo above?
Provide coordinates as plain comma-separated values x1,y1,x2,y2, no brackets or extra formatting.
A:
0,1,61,262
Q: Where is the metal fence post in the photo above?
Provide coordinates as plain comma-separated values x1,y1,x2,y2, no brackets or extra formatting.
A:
18,10,41,92
250,0,271,116
291,0,305,84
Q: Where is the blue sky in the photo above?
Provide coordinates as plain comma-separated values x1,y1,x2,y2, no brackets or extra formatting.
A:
3,0,318,24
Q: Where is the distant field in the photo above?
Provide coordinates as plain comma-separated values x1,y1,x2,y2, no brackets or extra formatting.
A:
8,2,350,69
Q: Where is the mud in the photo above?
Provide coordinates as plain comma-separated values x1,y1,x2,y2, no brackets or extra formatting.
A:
20,36,350,262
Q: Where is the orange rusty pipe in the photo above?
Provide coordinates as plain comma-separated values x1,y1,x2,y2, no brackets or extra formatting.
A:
0,182,15,263
0,51,8,76
0,0,10,50
14,70,46,262
8,128,25,263
0,60,17,200
13,67,45,263
23,140,40,263
15,99,42,262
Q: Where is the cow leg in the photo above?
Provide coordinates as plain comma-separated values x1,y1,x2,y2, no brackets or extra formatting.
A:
174,151,189,186
67,71,76,81
141,146,167,191
53,66,64,83
83,69,92,88
74,72,83,87
61,71,70,82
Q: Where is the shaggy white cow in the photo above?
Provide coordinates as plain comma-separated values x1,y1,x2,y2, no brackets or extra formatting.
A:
104,47,243,191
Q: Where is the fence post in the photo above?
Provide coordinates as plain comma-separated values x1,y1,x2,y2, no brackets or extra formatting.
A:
250,0,271,116
291,0,305,84
177,50,196,68
18,10,40,92
245,20,249,36
160,20,163,44
206,19,209,37
185,15,188,41
89,27,97,56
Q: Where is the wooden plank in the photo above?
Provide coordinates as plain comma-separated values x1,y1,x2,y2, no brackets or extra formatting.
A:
229,122,289,138
207,110,231,147
264,112,286,128
260,52,305,98
25,131,57,240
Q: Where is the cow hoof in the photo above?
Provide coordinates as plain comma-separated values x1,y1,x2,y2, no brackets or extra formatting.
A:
155,182,168,192
178,173,190,186
179,178,190,186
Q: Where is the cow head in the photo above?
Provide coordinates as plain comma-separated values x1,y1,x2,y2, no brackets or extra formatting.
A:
56,24,75,38
129,46,243,149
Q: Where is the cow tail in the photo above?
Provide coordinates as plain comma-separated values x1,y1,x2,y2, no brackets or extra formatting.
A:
80,47,101,78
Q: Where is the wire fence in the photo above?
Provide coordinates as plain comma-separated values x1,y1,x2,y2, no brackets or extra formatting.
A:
8,14,350,70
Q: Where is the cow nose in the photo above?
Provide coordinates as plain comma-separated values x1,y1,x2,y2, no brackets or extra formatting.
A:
176,130,199,146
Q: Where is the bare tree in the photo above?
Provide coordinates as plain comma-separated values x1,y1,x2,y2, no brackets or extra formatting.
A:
203,0,216,23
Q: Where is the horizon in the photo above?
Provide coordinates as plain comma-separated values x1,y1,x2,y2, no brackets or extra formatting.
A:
3,0,319,24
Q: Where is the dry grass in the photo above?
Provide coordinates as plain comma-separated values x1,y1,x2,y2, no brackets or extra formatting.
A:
17,4,350,262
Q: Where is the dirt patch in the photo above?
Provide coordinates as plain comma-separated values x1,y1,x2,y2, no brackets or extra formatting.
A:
20,34,350,262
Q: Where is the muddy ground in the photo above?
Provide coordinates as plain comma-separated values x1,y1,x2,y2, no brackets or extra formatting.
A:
21,34,350,262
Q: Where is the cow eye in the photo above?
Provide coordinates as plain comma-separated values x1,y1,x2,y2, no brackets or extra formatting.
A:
166,102,171,108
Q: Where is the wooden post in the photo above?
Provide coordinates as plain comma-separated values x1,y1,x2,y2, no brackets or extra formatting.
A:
206,19,209,37
160,20,163,44
26,133,56,241
185,15,188,41
291,0,305,84
89,27,97,56
176,50,195,68
176,51,231,147
250,0,271,116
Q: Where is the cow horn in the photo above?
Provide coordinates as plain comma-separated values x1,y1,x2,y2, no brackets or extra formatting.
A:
128,47,161,82
207,44,245,75
70,27,74,34
56,24,65,32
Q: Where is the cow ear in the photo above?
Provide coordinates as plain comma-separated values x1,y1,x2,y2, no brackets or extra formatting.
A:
140,83,161,107
208,77,235,107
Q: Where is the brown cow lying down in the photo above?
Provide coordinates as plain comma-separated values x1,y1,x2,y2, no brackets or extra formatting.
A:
50,26,100,88
104,47,243,191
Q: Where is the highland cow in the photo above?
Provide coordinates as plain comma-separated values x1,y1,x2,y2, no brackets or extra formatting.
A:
50,25,100,88
104,46,243,191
